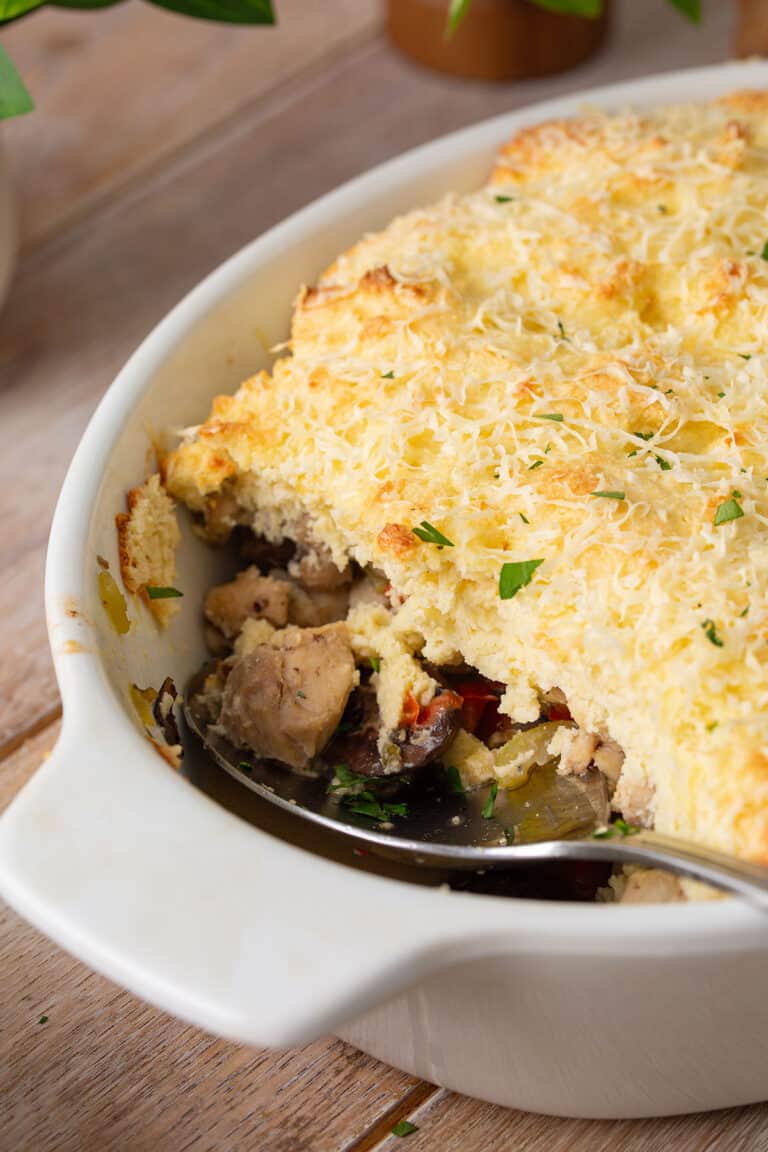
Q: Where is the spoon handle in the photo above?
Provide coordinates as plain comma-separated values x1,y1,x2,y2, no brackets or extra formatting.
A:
607,831,768,910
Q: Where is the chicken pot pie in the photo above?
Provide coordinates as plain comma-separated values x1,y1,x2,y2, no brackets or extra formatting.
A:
157,92,768,873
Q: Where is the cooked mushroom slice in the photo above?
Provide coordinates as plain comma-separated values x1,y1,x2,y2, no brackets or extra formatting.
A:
218,623,356,770
324,685,383,777
152,676,181,747
204,566,290,638
396,689,463,770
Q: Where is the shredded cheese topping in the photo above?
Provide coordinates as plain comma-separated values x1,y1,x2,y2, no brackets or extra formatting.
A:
166,93,768,861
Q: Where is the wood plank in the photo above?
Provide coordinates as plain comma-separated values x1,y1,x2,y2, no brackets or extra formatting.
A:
368,1089,768,1152
0,722,425,1152
2,0,380,247
0,0,734,751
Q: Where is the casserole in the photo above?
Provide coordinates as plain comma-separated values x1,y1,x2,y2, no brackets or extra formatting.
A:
1,61,768,1119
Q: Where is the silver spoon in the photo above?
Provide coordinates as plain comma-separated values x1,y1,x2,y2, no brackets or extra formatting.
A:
184,696,768,910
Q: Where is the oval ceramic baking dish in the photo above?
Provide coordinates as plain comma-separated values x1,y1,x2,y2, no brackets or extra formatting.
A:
2,61,768,1120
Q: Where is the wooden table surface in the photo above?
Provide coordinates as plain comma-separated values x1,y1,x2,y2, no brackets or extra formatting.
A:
2,1,768,1148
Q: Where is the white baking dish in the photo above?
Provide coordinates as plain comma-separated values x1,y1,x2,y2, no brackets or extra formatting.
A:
2,61,768,1120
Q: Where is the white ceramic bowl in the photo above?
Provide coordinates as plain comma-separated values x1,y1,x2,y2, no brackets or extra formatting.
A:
2,62,768,1120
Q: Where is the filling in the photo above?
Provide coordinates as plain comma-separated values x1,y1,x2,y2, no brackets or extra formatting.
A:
190,520,638,842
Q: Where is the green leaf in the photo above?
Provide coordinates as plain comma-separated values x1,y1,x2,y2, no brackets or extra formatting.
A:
0,0,46,21
50,1,125,10
529,0,603,17
446,0,471,35
146,0,274,24
412,520,454,548
499,558,544,600
666,0,701,21
369,655,381,674
535,413,564,422
0,44,33,119
343,792,408,821
591,490,625,501
701,618,724,648
392,1120,419,1138
145,585,183,599
481,780,498,819
713,497,744,527
444,765,465,795
494,194,513,203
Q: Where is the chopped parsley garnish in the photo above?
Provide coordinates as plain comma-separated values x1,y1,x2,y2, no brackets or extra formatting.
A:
239,761,253,774
762,240,768,261
412,520,454,548
494,194,513,204
634,431,654,441
713,496,744,527
593,819,641,839
445,765,465,795
528,459,544,471
382,370,395,379
717,391,726,398
38,1015,49,1025
544,444,552,454
369,655,381,674
481,780,498,819
591,490,625,501
146,586,183,599
706,721,719,733
343,793,408,822
740,605,749,618
392,1120,419,1138
519,512,530,524
655,455,672,471
499,558,544,600
701,618,724,647
296,690,306,699
738,354,752,361
557,319,568,341
536,412,564,422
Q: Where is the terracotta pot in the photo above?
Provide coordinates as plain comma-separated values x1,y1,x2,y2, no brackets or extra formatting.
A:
387,0,611,82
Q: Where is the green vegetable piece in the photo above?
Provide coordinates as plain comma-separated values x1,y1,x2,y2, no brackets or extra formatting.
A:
146,586,183,599
412,521,454,548
392,1120,419,1138
481,780,498,819
445,765,465,795
499,558,544,600
591,491,625,501
701,618,724,647
713,497,744,527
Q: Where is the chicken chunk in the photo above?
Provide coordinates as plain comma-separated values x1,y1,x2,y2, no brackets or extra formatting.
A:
204,567,289,638
219,623,356,770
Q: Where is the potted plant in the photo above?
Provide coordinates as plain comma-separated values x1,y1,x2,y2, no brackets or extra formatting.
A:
0,0,275,310
388,0,700,82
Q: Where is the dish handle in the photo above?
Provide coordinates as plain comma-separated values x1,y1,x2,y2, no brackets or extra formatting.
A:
0,711,506,1047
